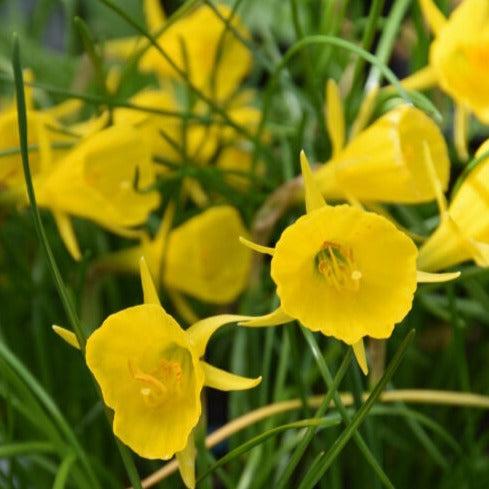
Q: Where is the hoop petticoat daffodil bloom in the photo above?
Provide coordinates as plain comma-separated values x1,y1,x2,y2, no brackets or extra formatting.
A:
401,0,489,159
314,79,450,204
418,139,489,271
94,206,252,313
241,152,459,374
138,2,252,102
53,258,260,489
29,124,160,260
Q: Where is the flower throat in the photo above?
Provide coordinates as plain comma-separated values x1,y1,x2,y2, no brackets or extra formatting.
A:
315,241,361,291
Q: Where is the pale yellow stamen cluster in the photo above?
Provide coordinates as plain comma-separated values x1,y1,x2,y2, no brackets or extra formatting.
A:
129,359,183,407
314,241,362,291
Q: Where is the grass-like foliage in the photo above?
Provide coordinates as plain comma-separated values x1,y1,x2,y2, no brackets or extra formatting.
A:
2,1,489,488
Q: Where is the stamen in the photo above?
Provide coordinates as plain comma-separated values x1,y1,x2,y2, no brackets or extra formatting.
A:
128,358,184,407
315,241,361,291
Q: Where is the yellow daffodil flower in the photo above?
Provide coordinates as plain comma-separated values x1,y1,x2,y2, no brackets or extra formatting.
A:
94,206,252,307
0,71,107,191
53,258,260,488
30,124,160,260
112,89,217,166
138,2,252,101
402,0,489,159
314,80,450,203
241,152,459,374
418,139,489,271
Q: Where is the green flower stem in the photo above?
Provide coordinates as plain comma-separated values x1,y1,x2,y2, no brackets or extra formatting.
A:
365,0,412,91
350,0,386,96
0,340,100,489
203,0,272,71
256,34,420,157
12,36,143,489
0,71,213,124
198,416,343,484
302,329,396,489
298,330,415,489
73,17,111,101
275,349,352,489
0,441,57,458
137,383,487,488
53,453,77,489
446,283,476,445
12,35,86,352
289,0,326,137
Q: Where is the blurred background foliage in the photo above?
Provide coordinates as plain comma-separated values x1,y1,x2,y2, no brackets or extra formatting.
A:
1,1,489,488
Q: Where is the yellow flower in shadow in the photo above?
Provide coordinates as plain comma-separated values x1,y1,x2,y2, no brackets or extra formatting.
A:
54,258,260,488
138,2,252,101
314,80,450,204
32,124,160,260
94,206,252,316
418,139,489,271
241,152,459,374
402,0,489,158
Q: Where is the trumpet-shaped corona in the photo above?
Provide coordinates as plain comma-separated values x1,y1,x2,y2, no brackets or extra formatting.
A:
315,81,450,203
94,206,252,305
55,258,260,488
138,3,252,101
242,152,459,374
418,139,489,271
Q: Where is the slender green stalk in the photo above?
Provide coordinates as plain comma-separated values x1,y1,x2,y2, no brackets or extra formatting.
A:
12,37,143,489
298,330,415,489
350,0,385,93
256,34,424,155
302,329,396,489
53,453,77,489
0,441,56,458
98,0,260,146
198,416,343,483
365,0,412,91
73,17,110,99
275,349,352,489
0,340,100,489
12,36,86,351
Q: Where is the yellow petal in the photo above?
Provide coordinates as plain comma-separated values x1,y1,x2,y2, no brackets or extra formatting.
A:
422,141,448,216
270,205,418,344
176,432,196,489
416,270,460,283
144,0,166,33
201,361,262,391
325,79,345,158
53,211,81,261
319,105,450,204
400,65,438,91
470,240,489,267
164,206,253,303
139,4,252,101
37,125,160,231
352,339,368,376
239,306,293,328
187,315,253,358
419,0,447,36
454,103,470,161
52,325,80,350
86,304,204,460
429,0,489,124
300,150,327,213
239,236,275,256
349,85,379,139
167,290,200,325
140,257,161,306
418,139,489,271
